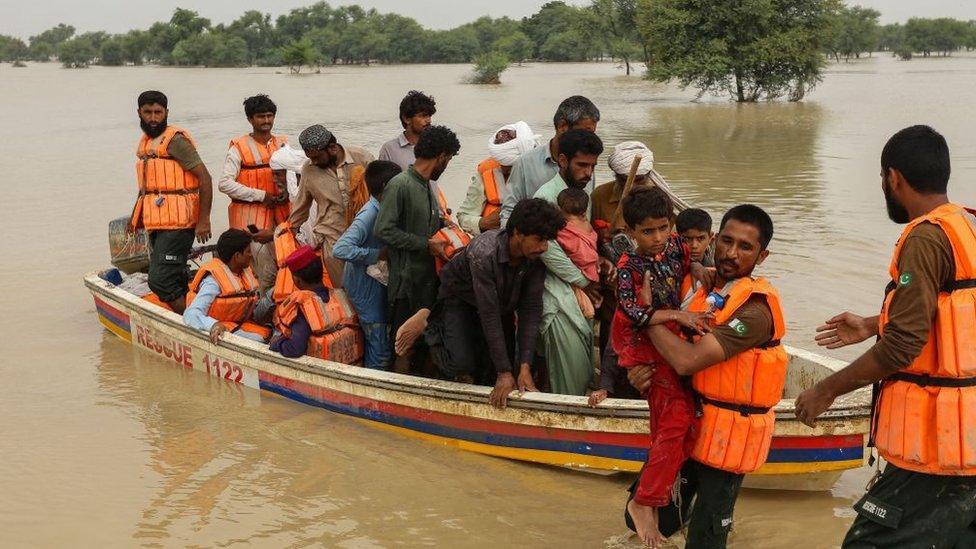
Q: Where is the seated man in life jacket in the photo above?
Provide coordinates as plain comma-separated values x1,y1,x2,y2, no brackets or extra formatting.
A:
270,245,363,363
455,121,541,236
184,229,270,344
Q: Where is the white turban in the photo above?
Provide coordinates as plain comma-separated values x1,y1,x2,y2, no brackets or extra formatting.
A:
608,141,654,176
488,121,541,167
269,144,308,172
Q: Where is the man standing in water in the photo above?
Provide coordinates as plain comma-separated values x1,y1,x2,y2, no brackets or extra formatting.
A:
130,90,213,314
626,205,787,548
500,95,600,224
796,125,976,547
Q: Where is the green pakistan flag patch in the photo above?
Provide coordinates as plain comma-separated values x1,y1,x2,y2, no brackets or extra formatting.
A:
899,272,913,287
728,318,748,336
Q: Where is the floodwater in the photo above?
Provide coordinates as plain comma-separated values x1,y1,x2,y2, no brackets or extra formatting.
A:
2,56,975,547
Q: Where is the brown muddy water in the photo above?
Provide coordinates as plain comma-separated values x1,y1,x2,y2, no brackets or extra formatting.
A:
2,56,975,547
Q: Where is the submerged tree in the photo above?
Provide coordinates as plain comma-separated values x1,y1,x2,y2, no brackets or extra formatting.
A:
639,0,841,102
281,38,316,73
825,5,881,61
468,51,510,84
58,36,97,67
590,0,642,74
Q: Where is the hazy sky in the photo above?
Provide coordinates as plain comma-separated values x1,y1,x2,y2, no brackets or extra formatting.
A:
2,0,975,40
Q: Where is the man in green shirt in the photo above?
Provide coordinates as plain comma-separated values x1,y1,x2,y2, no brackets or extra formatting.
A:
374,125,461,372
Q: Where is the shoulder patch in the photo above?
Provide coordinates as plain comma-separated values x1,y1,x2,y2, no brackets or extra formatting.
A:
728,318,748,335
898,272,913,287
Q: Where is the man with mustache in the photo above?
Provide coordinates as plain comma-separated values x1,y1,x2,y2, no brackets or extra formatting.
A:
288,124,374,287
796,125,976,547
131,90,213,314
532,129,604,396
375,125,461,373
625,204,787,548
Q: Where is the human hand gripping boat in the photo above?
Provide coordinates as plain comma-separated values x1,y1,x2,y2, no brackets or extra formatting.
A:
86,263,870,493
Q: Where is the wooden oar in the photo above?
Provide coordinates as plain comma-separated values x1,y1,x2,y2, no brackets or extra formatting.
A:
611,154,642,230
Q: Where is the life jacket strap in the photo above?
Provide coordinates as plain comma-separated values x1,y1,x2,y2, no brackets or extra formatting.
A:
889,371,976,388
698,395,771,416
140,189,198,196
755,338,781,350
239,163,271,171
948,278,976,291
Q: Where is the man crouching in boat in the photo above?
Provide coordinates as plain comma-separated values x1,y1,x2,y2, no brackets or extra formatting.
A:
184,229,270,343
270,245,363,364
796,126,976,547
396,198,566,408
625,205,787,548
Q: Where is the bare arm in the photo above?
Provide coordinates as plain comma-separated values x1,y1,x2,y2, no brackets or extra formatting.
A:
647,325,727,376
191,163,213,243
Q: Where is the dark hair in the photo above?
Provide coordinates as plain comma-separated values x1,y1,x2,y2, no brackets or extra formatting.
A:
216,229,252,263
365,160,402,198
720,204,774,250
506,198,566,240
414,125,460,159
558,129,603,163
399,90,436,128
676,208,713,234
137,90,167,108
293,256,324,285
243,94,277,118
622,186,673,228
557,187,589,216
881,125,950,195
553,95,600,129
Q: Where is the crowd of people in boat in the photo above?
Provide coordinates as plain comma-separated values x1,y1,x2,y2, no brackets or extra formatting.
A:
128,88,974,548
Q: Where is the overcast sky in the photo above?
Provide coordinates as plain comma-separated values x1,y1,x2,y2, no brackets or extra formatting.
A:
2,0,975,40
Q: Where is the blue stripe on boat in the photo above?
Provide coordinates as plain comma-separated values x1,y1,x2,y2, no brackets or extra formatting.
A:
96,302,130,332
261,378,862,465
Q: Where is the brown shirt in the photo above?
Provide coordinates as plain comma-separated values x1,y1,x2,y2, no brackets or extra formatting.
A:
288,145,374,250
164,134,203,171
711,295,775,360
867,222,955,370
590,179,623,226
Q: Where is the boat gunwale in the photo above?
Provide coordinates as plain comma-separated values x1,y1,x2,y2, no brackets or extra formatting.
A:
85,272,872,421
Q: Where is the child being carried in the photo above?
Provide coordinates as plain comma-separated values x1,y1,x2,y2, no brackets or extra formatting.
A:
555,187,602,318
610,186,713,547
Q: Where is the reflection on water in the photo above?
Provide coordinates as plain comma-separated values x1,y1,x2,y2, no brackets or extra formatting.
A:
3,55,976,546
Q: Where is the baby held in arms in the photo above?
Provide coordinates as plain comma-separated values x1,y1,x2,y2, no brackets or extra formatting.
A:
555,187,601,318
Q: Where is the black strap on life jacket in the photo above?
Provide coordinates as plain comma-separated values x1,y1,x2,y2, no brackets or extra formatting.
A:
888,371,976,388
948,278,976,291
699,395,771,416
755,338,781,350
239,163,271,170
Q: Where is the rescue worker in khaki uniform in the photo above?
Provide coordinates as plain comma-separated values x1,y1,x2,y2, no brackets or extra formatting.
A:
625,204,787,548
131,90,213,313
797,125,976,547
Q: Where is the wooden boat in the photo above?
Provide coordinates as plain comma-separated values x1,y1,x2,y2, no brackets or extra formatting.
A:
86,271,871,491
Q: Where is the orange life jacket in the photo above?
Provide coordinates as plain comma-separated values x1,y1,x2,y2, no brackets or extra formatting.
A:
874,203,976,475
227,134,288,231
131,126,200,231
478,158,503,218
680,273,696,306
432,226,472,273
187,258,270,339
686,277,788,474
271,222,335,304
273,289,363,364
346,164,369,226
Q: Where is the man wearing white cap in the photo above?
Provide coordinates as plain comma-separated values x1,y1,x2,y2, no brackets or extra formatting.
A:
591,141,656,232
456,121,541,235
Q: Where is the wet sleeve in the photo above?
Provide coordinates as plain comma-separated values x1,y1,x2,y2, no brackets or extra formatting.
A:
711,296,774,360
167,134,204,171
470,253,512,373
866,224,954,370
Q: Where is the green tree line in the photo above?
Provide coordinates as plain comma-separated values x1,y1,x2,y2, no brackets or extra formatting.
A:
0,1,648,69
